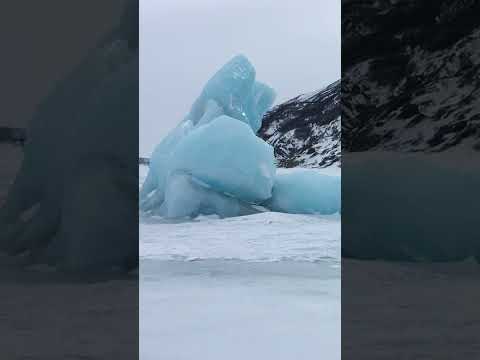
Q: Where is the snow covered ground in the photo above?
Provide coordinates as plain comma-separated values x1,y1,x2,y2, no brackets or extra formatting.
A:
139,165,341,360
140,212,340,263
141,259,340,360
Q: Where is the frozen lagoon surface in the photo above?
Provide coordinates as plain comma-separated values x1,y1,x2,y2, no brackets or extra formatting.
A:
140,165,341,360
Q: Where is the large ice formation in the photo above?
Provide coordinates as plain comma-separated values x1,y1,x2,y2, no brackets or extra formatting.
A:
141,55,341,220
0,0,139,272
169,116,276,202
187,55,276,132
140,55,278,218
264,170,341,215
160,173,261,219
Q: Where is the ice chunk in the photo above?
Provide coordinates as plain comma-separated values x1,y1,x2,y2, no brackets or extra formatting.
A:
196,99,224,127
168,115,276,203
161,172,260,219
139,55,277,214
186,55,276,131
264,170,340,215
245,81,277,132
139,119,194,207
139,55,278,218
187,55,255,126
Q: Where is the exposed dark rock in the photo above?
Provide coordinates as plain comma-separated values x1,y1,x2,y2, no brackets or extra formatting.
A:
342,0,480,153
258,81,340,168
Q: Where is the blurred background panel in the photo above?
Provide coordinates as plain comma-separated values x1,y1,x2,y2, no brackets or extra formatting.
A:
0,1,138,359
342,1,480,358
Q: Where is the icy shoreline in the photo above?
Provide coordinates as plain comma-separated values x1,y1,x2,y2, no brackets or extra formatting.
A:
140,211,340,264
139,169,341,359
141,259,340,360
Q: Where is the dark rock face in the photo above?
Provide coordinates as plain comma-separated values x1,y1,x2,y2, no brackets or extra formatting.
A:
342,0,480,152
258,81,340,168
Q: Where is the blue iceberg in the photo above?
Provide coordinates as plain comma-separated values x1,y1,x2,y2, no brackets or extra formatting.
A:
140,55,276,214
160,172,261,219
168,116,276,203
264,170,341,215
140,55,340,219
187,55,275,132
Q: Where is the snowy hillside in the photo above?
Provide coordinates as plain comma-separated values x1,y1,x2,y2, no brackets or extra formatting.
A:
258,81,340,168
342,0,480,152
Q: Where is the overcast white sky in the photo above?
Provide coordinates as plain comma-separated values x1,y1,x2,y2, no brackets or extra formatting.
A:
140,0,340,155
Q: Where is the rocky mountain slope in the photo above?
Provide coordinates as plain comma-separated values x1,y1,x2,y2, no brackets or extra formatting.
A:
342,0,480,152
258,81,340,168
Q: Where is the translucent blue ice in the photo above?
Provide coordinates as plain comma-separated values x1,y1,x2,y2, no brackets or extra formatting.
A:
168,116,276,203
264,170,341,215
186,55,276,132
140,120,194,210
140,55,277,218
161,172,261,219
